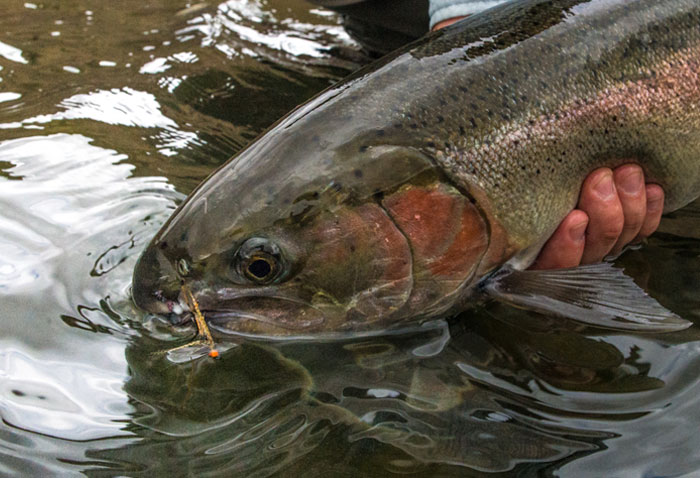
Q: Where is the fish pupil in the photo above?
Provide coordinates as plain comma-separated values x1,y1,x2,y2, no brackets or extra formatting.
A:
248,258,272,279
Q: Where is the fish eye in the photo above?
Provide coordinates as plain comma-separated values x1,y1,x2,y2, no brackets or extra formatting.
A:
235,237,283,285
244,255,275,282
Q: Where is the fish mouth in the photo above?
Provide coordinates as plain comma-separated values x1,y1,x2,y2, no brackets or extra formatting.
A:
203,309,327,336
151,289,192,323
133,247,332,335
189,291,331,336
141,289,330,337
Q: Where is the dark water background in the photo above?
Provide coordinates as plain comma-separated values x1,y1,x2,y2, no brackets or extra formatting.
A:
2,1,700,476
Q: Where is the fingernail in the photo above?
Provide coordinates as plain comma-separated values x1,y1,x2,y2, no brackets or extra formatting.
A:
570,220,588,242
618,169,643,194
593,172,615,199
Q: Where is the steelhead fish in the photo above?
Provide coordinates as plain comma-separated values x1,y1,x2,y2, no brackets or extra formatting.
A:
133,0,699,337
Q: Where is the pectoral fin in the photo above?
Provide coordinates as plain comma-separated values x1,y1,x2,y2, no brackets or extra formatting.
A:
482,263,692,332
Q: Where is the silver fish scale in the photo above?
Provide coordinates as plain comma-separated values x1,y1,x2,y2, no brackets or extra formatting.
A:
418,0,700,247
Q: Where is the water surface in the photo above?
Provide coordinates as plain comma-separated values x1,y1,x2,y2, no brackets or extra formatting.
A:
2,1,700,476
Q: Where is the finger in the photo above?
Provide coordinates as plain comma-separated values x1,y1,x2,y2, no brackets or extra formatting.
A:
579,168,624,264
612,164,647,253
637,184,665,239
530,210,588,270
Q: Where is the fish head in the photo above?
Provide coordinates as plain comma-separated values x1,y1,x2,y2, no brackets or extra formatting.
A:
133,126,494,337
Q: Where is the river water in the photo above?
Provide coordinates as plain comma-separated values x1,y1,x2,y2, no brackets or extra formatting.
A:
1,1,700,476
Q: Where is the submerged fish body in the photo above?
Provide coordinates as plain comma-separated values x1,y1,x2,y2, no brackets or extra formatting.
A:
133,0,700,337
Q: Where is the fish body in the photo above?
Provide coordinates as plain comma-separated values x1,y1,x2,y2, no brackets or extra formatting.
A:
133,0,700,337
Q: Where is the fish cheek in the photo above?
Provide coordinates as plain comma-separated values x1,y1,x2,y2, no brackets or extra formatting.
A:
383,182,489,314
300,203,413,329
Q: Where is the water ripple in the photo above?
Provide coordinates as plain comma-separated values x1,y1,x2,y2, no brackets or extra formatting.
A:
0,40,28,64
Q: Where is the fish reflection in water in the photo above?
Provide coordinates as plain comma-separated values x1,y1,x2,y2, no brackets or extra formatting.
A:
85,310,681,476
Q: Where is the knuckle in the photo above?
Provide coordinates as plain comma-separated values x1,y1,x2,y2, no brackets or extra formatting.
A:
623,212,645,231
600,230,622,242
597,218,624,242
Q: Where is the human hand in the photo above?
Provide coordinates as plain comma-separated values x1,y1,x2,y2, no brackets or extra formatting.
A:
530,164,664,270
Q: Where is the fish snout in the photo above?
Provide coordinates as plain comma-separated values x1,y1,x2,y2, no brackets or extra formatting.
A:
132,244,181,315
